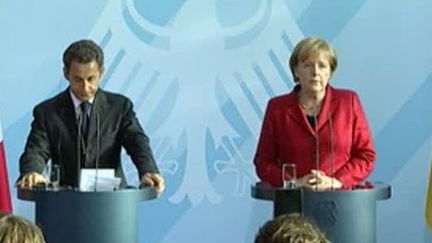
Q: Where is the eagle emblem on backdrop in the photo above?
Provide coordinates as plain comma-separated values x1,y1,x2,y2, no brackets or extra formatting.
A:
85,0,367,206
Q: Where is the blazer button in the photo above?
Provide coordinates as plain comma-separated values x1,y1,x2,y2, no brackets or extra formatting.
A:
311,135,316,142
311,151,317,160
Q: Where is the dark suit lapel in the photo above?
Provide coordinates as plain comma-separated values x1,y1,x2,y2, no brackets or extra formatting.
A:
58,89,78,139
87,89,108,141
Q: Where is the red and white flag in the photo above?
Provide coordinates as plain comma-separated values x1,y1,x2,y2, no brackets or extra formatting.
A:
0,120,12,212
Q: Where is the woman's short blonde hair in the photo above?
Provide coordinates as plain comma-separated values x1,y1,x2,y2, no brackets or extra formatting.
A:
289,37,338,83
255,214,329,243
0,213,45,243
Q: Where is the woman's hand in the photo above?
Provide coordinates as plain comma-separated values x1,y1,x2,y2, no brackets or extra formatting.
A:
296,170,342,190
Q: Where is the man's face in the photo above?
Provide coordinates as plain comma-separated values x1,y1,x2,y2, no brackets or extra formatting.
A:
64,60,103,101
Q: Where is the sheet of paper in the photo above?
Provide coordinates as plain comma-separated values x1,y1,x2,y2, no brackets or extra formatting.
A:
79,169,121,191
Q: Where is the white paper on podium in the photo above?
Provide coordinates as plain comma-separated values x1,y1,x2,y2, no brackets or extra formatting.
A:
79,169,121,191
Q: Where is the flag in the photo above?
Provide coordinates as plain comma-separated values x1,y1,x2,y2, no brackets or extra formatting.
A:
0,120,12,212
426,158,432,229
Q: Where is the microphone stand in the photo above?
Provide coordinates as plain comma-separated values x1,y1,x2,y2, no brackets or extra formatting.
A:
313,110,320,191
328,113,335,191
94,114,100,191
76,113,83,190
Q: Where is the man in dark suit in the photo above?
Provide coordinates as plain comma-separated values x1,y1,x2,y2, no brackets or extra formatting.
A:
16,40,164,194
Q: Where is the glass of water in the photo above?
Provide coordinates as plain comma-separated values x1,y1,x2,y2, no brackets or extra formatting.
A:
50,164,60,190
282,163,297,189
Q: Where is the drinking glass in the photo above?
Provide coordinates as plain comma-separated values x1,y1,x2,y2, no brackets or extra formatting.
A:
50,164,60,190
282,163,297,189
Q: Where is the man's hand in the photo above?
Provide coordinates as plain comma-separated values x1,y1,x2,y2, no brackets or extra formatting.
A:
141,173,165,195
15,172,47,189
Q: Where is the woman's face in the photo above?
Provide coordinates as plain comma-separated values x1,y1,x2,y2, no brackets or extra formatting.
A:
294,52,332,93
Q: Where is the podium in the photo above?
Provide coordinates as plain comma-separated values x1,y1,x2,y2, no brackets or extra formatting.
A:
251,182,391,243
18,186,157,243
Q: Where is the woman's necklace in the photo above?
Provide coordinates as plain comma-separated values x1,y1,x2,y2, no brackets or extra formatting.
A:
298,94,323,116
300,103,320,116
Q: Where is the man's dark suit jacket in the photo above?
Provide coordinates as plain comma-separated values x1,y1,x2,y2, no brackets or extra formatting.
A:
19,88,159,187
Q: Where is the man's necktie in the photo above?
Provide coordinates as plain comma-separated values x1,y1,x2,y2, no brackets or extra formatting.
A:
78,101,91,167
80,101,91,141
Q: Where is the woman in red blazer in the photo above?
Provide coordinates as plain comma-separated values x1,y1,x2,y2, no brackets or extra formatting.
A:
254,37,375,190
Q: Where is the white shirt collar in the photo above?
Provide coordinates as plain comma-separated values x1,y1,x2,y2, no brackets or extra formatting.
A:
69,89,95,111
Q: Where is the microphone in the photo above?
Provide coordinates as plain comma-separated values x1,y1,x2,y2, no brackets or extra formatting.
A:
312,108,320,191
94,114,101,191
327,112,336,190
76,112,83,190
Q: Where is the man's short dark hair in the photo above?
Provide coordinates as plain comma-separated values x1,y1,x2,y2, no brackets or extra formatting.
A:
63,39,104,71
